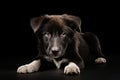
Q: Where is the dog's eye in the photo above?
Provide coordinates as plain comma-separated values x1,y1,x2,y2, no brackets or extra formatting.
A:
60,32,66,38
43,32,51,38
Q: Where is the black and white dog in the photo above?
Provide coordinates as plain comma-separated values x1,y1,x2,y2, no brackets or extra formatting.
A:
17,14,106,74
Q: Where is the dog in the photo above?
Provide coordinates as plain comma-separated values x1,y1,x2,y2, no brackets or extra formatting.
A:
17,14,106,74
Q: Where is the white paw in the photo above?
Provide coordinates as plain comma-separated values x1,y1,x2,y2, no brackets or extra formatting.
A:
95,57,106,64
64,62,80,74
17,60,40,73
17,64,36,73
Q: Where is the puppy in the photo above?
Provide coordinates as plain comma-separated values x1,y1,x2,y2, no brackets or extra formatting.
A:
17,14,106,74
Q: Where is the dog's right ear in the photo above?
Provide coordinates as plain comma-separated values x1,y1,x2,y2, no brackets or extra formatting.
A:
30,16,44,32
62,14,81,32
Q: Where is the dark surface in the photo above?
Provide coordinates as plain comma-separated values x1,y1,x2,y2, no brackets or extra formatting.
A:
0,54,120,80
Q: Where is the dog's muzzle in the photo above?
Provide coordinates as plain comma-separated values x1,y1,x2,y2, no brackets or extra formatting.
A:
51,46,60,56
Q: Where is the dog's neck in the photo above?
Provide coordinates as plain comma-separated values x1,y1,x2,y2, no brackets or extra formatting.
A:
44,56,68,69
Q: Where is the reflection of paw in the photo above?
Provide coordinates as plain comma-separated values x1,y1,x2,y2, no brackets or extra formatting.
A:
64,62,80,74
17,60,40,73
95,57,106,64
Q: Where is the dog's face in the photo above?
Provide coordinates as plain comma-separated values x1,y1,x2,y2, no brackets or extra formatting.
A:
30,14,81,58
40,19,74,58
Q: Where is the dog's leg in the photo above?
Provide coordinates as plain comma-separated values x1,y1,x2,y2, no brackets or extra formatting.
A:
82,32,106,64
17,59,40,73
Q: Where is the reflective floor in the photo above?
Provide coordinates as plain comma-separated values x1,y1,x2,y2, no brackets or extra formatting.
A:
0,54,120,80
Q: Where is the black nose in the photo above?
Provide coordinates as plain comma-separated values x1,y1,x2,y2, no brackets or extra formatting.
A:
52,50,59,56
51,47,59,56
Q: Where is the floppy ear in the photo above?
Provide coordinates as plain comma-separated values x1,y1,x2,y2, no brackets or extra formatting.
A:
30,16,45,32
62,14,81,32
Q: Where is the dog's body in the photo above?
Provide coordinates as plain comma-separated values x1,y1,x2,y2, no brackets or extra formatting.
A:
17,14,106,74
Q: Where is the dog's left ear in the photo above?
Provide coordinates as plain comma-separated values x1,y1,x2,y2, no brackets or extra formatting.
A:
62,14,81,32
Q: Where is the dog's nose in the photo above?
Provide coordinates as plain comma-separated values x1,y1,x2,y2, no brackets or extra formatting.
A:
51,46,59,51
51,47,59,56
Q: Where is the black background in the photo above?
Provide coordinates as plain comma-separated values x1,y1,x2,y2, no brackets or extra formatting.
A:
0,1,120,80
1,1,119,56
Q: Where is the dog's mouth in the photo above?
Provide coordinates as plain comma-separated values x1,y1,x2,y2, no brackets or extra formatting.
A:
48,51,62,58
46,44,68,59
45,45,64,58
51,50,59,56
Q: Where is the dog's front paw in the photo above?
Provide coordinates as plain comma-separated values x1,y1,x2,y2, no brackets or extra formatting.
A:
95,57,106,64
64,62,80,74
17,64,29,73
17,64,36,73
17,60,40,74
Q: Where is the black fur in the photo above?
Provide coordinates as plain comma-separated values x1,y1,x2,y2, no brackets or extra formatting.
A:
31,14,105,70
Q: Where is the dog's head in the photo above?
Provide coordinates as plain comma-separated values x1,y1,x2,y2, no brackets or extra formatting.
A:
30,14,81,58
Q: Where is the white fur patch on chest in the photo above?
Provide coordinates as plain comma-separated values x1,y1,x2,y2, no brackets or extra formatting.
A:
44,56,68,69
53,58,68,69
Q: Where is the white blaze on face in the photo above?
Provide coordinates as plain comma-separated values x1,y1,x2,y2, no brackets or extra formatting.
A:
51,38,59,51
